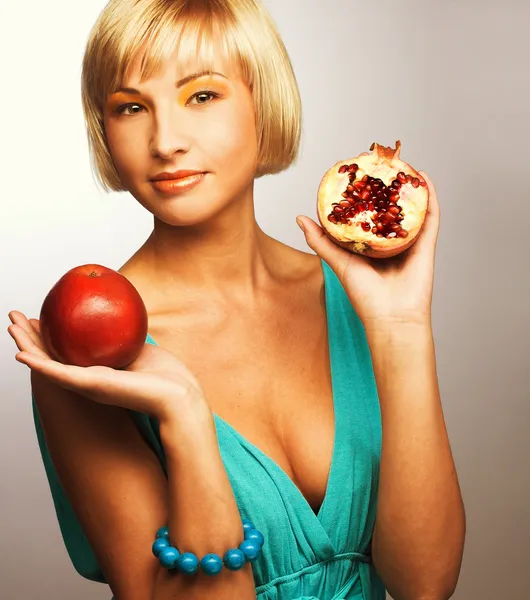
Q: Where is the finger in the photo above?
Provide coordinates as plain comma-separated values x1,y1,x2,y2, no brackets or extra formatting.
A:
29,318,41,336
296,215,358,282
418,171,440,243
404,171,440,264
8,323,50,360
8,311,46,352
14,351,95,395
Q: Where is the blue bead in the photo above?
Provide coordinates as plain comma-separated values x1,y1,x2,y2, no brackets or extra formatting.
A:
223,548,246,571
177,552,199,575
200,553,223,576
152,537,170,557
156,526,170,539
242,519,254,534
158,546,180,569
244,529,264,548
239,540,261,562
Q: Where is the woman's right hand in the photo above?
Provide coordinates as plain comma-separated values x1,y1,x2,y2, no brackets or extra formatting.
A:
7,310,208,425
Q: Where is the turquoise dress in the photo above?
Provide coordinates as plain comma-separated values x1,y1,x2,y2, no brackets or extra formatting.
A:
32,259,386,599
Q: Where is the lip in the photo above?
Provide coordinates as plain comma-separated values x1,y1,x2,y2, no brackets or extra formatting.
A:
149,169,205,181
150,172,206,195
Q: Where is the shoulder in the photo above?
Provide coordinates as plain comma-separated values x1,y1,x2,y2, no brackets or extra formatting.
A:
270,242,327,305
266,236,321,282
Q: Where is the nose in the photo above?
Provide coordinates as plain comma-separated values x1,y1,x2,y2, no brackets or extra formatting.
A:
149,110,191,160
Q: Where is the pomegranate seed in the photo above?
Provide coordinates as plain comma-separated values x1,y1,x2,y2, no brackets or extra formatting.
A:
361,190,370,201
412,178,420,188
372,226,378,233
376,233,384,238
333,206,343,213
397,229,409,238
328,214,337,223
391,223,402,232
342,192,349,198
397,172,407,184
420,180,427,187
339,200,350,207
388,205,400,215
348,164,357,173
354,181,365,191
389,192,400,202
347,185,354,192
367,201,374,211
355,202,365,212
376,222,384,231
339,165,348,174
361,222,371,232
406,174,413,184
362,174,369,182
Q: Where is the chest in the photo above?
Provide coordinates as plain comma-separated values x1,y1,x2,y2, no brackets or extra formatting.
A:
149,300,335,513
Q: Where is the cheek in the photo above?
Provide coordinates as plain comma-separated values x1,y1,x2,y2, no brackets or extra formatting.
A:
104,122,145,183
210,101,258,168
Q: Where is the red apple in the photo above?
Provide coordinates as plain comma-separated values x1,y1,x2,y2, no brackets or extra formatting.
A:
39,264,148,368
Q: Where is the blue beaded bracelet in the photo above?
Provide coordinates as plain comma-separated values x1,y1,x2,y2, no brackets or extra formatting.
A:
152,519,264,576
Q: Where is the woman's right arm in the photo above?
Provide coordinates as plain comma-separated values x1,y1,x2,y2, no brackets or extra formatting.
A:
32,371,257,600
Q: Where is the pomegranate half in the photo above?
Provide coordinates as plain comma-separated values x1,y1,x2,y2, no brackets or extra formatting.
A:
39,264,148,368
317,141,429,258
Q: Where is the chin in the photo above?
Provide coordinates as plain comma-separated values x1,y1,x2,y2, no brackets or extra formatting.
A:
133,176,255,226
149,196,232,228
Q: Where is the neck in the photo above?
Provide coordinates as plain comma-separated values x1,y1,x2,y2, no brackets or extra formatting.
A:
138,182,280,298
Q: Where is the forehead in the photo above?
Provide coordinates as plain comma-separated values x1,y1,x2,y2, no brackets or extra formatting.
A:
121,41,239,87
118,15,244,85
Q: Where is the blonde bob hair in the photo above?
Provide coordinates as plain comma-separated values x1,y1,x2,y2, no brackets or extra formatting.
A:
80,0,303,192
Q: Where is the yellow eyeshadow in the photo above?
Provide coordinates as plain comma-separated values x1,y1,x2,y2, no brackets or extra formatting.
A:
107,93,142,111
178,77,229,104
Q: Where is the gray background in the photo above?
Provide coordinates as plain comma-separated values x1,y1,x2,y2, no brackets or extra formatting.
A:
1,0,529,598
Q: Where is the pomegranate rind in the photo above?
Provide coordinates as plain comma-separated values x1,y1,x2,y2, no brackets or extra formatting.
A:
317,141,429,258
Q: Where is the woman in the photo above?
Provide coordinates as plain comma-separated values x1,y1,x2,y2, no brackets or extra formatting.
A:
7,0,465,598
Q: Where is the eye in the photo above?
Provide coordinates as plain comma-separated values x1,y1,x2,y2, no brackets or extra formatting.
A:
187,90,220,106
115,103,145,116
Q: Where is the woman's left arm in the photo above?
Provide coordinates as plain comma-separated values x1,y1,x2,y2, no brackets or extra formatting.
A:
365,320,465,600
297,172,465,600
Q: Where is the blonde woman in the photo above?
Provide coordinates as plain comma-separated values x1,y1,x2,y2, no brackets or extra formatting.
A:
7,1,465,599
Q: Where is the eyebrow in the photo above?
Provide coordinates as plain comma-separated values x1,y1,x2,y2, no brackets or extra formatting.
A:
112,71,226,95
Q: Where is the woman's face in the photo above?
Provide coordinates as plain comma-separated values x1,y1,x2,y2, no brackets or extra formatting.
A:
103,46,259,226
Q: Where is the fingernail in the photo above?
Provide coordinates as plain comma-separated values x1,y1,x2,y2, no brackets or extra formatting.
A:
296,217,306,233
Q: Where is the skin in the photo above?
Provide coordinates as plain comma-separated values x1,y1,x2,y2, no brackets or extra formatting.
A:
8,42,465,600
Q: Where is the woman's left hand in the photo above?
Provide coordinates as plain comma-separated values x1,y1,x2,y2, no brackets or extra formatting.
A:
296,171,440,332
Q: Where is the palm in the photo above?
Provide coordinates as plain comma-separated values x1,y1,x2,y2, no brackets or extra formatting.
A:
341,235,435,326
7,311,204,419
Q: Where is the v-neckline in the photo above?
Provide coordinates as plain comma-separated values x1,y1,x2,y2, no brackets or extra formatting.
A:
148,259,340,526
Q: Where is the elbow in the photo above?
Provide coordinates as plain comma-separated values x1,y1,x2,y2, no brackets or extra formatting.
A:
425,572,461,600
388,571,462,600
417,583,459,600
378,553,464,600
